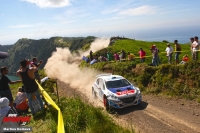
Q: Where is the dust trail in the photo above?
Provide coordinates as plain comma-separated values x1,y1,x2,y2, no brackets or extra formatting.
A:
44,37,110,105
80,37,110,57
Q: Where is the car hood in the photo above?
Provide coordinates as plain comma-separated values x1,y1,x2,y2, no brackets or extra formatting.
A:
108,86,136,95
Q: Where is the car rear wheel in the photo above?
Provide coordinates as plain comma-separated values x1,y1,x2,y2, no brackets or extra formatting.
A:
92,88,97,99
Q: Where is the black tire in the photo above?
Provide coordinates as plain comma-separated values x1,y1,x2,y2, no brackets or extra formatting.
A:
103,96,110,111
92,88,97,99
103,96,116,113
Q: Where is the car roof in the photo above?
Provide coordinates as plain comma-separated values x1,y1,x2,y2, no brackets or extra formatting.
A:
97,74,124,81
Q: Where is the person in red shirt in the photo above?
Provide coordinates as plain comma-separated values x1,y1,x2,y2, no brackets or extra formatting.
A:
113,52,120,61
180,55,190,64
138,48,146,62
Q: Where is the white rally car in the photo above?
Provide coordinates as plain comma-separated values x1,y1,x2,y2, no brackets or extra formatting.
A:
92,74,142,110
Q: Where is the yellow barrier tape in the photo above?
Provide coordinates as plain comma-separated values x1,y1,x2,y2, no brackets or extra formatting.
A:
106,49,200,61
161,51,188,53
160,50,200,53
35,80,65,133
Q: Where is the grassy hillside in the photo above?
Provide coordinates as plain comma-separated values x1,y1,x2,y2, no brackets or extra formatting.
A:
81,39,200,102
95,39,191,64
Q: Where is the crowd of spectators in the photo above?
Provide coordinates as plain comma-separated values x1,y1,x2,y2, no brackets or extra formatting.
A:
82,36,199,66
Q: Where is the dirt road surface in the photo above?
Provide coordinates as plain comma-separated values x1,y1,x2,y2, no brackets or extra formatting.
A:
57,80,200,133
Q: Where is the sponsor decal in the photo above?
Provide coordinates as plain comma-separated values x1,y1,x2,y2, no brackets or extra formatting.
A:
116,90,135,95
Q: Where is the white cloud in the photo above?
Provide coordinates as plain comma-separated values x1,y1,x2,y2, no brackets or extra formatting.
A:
52,8,91,23
158,9,193,15
92,16,124,22
119,5,156,16
8,24,33,28
21,0,71,8
101,8,120,15
8,23,45,29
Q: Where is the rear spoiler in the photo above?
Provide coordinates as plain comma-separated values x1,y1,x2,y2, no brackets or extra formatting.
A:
96,73,112,78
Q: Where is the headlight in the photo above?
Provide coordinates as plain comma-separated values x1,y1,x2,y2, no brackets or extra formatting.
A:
107,94,120,101
136,87,141,94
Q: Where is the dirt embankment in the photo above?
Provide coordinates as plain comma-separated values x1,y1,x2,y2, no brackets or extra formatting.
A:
57,80,200,133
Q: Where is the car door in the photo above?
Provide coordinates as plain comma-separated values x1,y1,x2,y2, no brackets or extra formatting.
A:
94,78,100,95
98,78,104,101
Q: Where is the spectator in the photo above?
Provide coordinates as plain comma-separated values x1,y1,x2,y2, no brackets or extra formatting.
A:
16,59,44,116
113,52,120,61
31,57,42,84
174,40,181,65
90,59,97,65
0,97,10,124
90,50,93,61
0,97,20,129
192,36,199,60
82,56,89,63
180,54,190,64
151,45,159,66
121,50,126,61
190,37,194,53
0,66,22,107
107,52,113,61
138,48,146,62
99,55,107,62
119,52,123,62
14,86,29,113
166,43,174,64
127,52,135,61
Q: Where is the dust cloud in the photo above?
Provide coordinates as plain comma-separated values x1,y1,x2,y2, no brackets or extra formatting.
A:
80,37,110,57
44,37,110,105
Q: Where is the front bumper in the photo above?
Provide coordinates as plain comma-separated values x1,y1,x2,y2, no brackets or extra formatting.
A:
108,94,142,109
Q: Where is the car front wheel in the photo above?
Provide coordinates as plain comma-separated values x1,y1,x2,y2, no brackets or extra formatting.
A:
103,96,110,111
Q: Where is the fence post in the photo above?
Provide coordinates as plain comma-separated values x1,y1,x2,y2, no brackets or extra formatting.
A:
55,79,59,105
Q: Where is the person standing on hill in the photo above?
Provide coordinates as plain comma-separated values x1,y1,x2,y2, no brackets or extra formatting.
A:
90,50,93,61
190,37,194,56
138,48,146,62
121,50,126,61
107,52,113,61
174,40,181,65
31,57,42,84
192,36,199,61
0,66,22,107
151,45,159,66
166,43,174,64
113,52,120,61
127,52,135,61
16,59,44,116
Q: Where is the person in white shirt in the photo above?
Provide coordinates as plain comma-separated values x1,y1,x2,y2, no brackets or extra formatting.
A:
192,36,199,60
165,43,174,64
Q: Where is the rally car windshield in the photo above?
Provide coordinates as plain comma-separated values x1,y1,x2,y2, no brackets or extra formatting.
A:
105,79,131,88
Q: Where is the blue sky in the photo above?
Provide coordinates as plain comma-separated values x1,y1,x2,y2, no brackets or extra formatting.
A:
0,0,200,45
